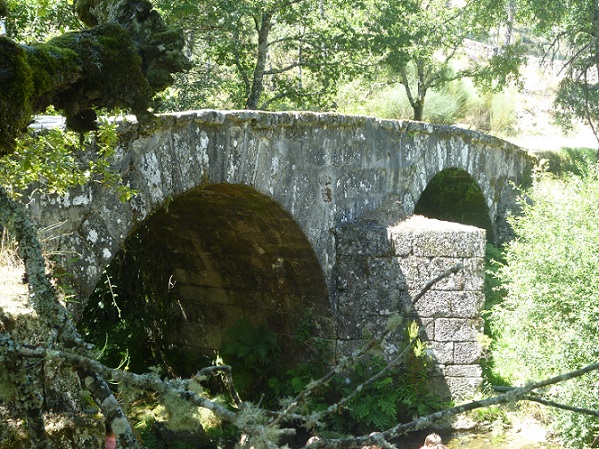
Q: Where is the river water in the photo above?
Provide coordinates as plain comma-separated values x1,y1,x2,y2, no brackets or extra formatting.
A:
394,421,561,449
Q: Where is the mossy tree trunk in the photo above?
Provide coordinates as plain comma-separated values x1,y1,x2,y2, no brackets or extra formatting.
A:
0,186,142,448
0,0,189,154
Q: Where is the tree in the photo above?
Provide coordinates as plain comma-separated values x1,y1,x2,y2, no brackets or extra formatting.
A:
517,0,599,153
0,0,189,154
3,0,81,43
491,163,599,448
155,0,362,111
366,0,526,121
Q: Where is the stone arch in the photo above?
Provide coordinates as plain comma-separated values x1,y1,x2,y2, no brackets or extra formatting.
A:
82,183,333,374
414,168,494,241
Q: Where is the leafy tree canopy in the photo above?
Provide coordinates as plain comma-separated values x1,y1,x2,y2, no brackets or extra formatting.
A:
518,0,599,151
155,0,365,111
365,0,526,121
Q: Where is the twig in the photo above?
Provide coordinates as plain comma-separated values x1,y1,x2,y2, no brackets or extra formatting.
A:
523,396,599,417
412,263,462,305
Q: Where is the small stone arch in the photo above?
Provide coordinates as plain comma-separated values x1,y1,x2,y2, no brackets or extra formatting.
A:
81,183,334,374
414,168,494,241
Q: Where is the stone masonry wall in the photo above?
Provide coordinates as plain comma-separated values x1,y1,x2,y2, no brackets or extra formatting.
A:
335,215,486,401
25,110,533,306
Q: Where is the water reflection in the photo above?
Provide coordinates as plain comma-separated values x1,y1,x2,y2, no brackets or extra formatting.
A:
392,424,560,449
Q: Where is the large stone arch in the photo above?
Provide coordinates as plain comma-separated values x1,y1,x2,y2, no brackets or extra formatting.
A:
82,183,333,372
24,110,534,400
396,124,530,243
414,167,494,241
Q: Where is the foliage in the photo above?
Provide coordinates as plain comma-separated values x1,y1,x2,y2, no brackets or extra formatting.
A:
127,391,239,449
220,318,282,402
533,147,596,176
517,0,599,151
365,0,526,121
337,76,517,135
0,119,135,201
78,224,179,374
155,0,362,111
491,164,599,448
4,0,81,43
0,0,189,152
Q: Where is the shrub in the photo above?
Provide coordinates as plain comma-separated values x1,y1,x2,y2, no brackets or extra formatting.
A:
491,164,599,448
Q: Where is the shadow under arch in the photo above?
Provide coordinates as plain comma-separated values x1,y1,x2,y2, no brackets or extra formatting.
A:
414,167,494,241
80,183,332,376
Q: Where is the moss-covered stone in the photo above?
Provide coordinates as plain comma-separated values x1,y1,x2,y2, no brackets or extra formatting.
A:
49,24,152,117
0,0,189,152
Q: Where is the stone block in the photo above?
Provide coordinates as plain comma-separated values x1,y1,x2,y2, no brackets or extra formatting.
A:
387,227,414,256
442,365,483,378
335,313,403,341
428,341,454,364
366,257,408,290
174,269,224,288
462,258,485,291
435,318,483,342
176,299,245,329
392,216,486,258
336,289,403,317
174,322,223,350
414,317,435,341
398,256,482,293
454,341,484,364
335,255,369,290
443,376,483,401
413,291,484,319
335,221,394,256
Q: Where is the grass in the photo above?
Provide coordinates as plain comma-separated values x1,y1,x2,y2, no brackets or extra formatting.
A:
336,76,519,137
0,229,29,315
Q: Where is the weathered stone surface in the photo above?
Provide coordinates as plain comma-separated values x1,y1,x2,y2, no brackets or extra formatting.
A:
454,341,484,364
336,215,487,402
335,221,392,256
435,318,483,342
428,341,455,364
442,364,483,378
26,110,532,305
24,110,530,406
414,291,485,319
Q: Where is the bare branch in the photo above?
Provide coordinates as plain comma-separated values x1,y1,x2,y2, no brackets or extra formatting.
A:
523,396,599,418
309,361,599,449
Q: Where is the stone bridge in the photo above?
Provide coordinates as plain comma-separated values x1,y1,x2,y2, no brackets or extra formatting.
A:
27,110,533,400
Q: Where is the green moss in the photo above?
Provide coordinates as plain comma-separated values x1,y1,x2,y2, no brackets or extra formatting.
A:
48,23,152,117
24,44,81,108
0,37,34,154
1,0,188,150
75,0,102,26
